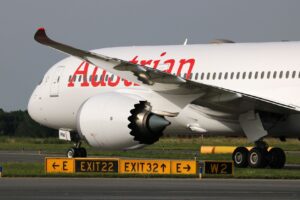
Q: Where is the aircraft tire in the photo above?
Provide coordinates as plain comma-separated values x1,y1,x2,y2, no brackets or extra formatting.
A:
67,147,77,158
232,147,249,168
268,147,286,169
248,147,269,168
78,147,87,157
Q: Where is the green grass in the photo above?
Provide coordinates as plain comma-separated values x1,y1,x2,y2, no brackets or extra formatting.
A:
0,136,299,153
1,163,44,177
0,136,300,178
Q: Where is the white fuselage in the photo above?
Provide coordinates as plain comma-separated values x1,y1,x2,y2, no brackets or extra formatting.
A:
28,42,300,142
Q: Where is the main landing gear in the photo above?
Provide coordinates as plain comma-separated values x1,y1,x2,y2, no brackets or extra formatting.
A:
232,141,286,169
66,141,87,158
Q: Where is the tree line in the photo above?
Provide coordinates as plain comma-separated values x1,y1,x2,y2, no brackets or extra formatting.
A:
0,109,56,137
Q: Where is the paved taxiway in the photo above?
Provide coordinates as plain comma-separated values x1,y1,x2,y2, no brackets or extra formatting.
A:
0,178,299,200
0,150,49,163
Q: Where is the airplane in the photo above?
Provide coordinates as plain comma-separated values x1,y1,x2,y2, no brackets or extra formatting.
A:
28,27,300,169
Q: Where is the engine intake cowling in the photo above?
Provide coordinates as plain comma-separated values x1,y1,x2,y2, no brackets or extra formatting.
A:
77,92,169,150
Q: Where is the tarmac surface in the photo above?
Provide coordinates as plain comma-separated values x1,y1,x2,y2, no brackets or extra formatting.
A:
0,150,300,199
0,150,50,163
0,178,299,200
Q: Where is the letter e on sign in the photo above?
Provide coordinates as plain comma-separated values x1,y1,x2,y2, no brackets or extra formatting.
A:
45,158,75,173
171,160,197,175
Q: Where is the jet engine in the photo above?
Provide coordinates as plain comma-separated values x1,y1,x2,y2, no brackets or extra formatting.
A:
76,92,170,150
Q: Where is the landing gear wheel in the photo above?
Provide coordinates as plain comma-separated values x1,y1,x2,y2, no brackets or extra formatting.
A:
232,147,249,168
67,147,77,158
248,147,269,168
268,147,285,169
78,147,87,157
66,147,87,158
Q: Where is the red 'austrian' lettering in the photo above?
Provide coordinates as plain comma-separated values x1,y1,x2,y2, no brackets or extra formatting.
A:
67,52,196,88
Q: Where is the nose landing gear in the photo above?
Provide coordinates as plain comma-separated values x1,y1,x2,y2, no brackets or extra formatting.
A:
232,141,286,169
66,141,87,158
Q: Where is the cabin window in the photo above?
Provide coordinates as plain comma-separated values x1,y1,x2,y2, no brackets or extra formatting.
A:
248,72,252,79
279,71,283,79
195,73,199,80
201,73,205,80
236,72,240,79
93,75,98,81
78,75,82,82
83,75,87,83
254,72,258,79
230,72,234,79
292,71,296,78
212,72,216,80
286,71,290,79
273,71,277,79
206,73,210,80
267,71,271,79
261,72,264,79
224,72,228,80
218,73,222,80
242,72,246,79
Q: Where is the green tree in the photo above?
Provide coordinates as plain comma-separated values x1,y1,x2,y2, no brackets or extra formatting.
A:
0,109,56,137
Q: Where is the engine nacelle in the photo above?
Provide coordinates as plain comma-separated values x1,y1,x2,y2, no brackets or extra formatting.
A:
77,92,169,150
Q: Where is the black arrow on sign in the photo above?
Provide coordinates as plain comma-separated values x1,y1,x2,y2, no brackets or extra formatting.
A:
52,162,59,169
183,164,191,172
161,164,166,172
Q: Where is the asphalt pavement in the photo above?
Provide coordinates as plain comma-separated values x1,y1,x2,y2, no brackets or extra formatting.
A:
0,178,299,200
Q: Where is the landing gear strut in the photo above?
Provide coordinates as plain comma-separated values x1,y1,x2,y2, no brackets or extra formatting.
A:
66,141,87,158
232,140,286,169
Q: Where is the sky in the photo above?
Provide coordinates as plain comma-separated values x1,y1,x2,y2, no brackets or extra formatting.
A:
1,0,300,111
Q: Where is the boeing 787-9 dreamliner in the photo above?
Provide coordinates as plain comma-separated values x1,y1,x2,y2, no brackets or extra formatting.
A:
28,28,300,169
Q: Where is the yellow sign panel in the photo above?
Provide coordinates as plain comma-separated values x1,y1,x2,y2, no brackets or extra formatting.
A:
45,157,198,176
45,158,74,173
171,160,197,175
120,159,171,174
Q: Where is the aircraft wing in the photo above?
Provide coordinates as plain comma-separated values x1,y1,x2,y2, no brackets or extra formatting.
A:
34,28,299,116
